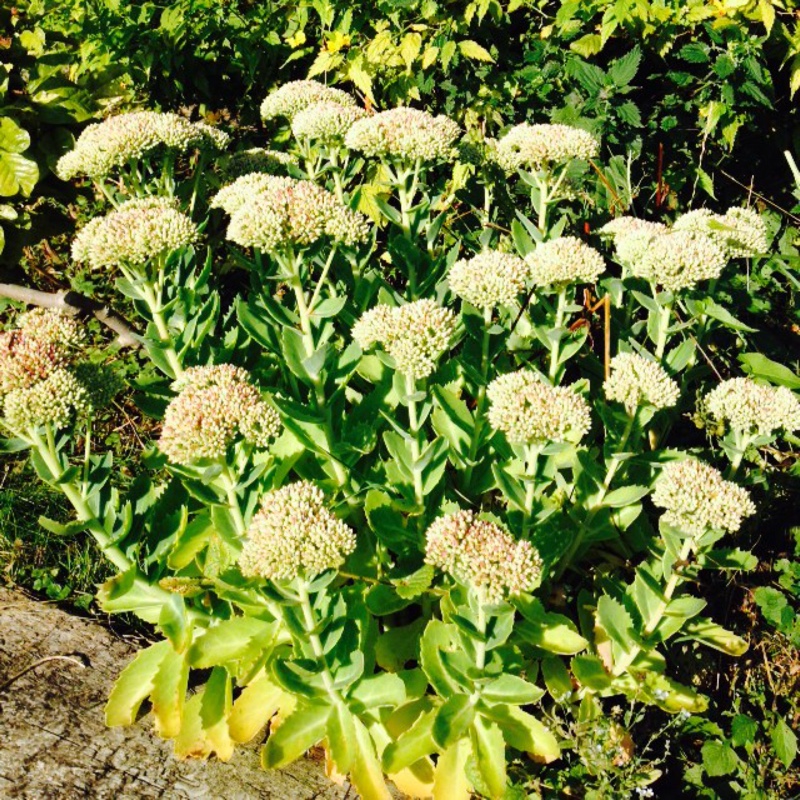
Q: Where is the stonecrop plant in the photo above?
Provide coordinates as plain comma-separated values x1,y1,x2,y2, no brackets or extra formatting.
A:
4,80,798,798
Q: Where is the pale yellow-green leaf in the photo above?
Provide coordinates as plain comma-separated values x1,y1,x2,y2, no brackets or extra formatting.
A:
790,55,800,98
440,40,457,70
758,0,776,34
458,40,494,63
105,640,171,727
351,717,392,800
307,49,343,78
421,45,439,70
433,739,472,799
347,54,374,102
228,671,289,743
150,645,189,739
570,33,602,58
400,32,422,70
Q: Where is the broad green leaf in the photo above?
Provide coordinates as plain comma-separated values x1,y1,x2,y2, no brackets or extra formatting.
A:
471,716,506,799
433,738,471,800
480,703,560,762
420,619,462,696
699,548,758,571
0,117,30,153
188,618,276,670
0,151,38,197
680,618,749,656
596,595,636,653
458,40,494,63
480,674,544,705
159,594,191,653
105,640,171,726
608,46,640,87
432,694,475,749
730,714,758,748
348,672,407,711
351,717,393,800
228,672,289,743
772,717,797,768
702,740,740,777
571,654,612,690
739,353,800,390
541,656,572,702
383,707,438,773
327,703,356,773
261,702,329,769
515,597,588,655
602,484,651,508
392,564,435,600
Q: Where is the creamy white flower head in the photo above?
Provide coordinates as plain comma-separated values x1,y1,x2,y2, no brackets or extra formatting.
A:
425,510,543,603
604,353,680,414
673,207,768,259
449,251,529,308
214,175,370,251
493,123,599,173
292,101,367,143
191,121,230,151
4,368,90,430
353,299,457,380
652,458,755,536
71,197,199,270
0,311,86,395
487,369,591,445
525,236,605,287
239,481,356,581
345,108,461,163
623,229,728,291
56,111,221,180
599,217,668,239
220,148,296,181
704,377,800,437
159,365,281,464
260,80,356,121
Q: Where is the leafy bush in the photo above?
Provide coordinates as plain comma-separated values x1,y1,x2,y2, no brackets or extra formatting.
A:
1,77,797,797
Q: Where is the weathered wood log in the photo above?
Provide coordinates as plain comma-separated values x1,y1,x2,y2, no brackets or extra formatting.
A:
0,589,351,799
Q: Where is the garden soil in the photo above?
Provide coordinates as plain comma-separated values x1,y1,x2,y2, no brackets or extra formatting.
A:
0,588,351,799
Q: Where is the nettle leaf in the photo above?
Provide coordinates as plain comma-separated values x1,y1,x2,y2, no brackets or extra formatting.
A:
702,740,741,777
458,40,494,63
261,701,329,770
772,717,798,768
608,46,640,87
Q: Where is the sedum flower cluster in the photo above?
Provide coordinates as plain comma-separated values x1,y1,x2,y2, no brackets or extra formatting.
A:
599,217,668,239
704,377,800,437
239,481,356,581
159,365,282,464
211,174,370,251
260,80,356,122
492,123,599,173
487,369,592,446
353,299,457,380
673,207,768,258
56,111,228,180
604,353,680,414
652,458,756,536
525,236,605,287
72,197,199,270
0,310,117,431
220,148,296,181
292,101,367,143
448,251,529,309
345,108,461,163
425,510,543,603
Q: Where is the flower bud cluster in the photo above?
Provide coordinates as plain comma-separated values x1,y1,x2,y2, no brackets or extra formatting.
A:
673,207,768,258
159,365,282,464
239,481,356,581
604,353,680,414
345,108,461,163
260,80,357,121
72,197,199,270
353,299,457,380
4,368,90,430
704,377,800,437
0,310,85,394
220,148,296,181
492,123,599,173
448,251,529,309
525,237,605,287
211,174,370,251
599,217,668,239
652,458,756,536
487,369,592,445
425,510,543,603
292,101,367,143
56,111,227,180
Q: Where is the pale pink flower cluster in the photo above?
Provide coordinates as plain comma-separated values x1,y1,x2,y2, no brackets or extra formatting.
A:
525,237,605,287
239,481,356,580
260,80,357,121
448,251,529,308
704,377,800,437
604,353,680,414
492,123,599,172
425,510,543,602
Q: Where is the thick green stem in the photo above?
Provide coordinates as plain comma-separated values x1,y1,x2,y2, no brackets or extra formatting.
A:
463,307,493,488
137,278,184,378
219,463,247,536
549,288,569,383
654,299,673,361
523,444,542,534
474,598,487,671
406,373,425,509
555,410,637,579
